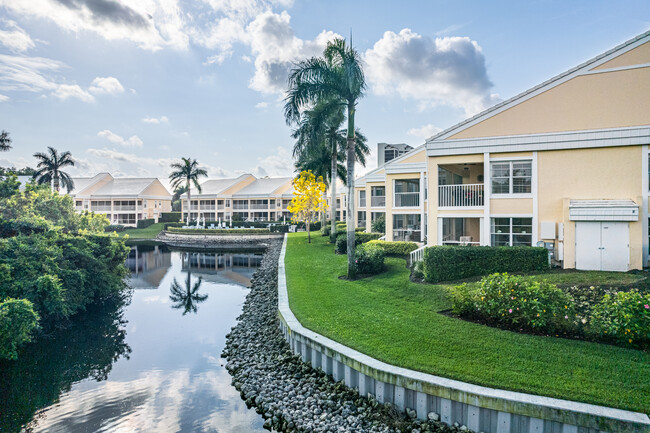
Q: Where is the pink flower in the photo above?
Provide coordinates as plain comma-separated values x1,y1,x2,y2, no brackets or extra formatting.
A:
564,315,568,319
508,309,512,313
645,304,649,309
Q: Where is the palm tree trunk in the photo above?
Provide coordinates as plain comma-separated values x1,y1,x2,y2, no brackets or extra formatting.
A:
53,175,60,193
346,104,356,279
330,139,337,243
186,179,191,223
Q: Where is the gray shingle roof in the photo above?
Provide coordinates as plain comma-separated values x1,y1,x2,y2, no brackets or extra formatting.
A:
184,174,252,197
92,178,158,196
232,177,292,196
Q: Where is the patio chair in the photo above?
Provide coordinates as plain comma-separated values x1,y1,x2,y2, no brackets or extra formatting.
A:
459,236,472,246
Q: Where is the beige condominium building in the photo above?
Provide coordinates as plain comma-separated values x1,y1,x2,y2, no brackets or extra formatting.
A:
68,173,172,226
181,174,295,222
355,30,650,271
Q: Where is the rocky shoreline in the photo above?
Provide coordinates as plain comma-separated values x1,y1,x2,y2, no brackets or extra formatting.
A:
222,238,463,433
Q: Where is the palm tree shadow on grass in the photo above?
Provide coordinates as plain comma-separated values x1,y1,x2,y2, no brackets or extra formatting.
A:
169,271,208,315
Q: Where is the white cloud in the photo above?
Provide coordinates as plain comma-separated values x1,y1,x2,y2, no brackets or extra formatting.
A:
254,101,268,108
0,54,63,92
53,84,95,102
97,130,143,148
0,0,189,51
248,145,293,177
142,115,169,124
88,76,124,94
246,11,339,94
364,29,499,115
0,94,9,102
407,123,442,139
0,19,35,52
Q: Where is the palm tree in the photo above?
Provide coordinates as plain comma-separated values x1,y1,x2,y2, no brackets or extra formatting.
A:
169,270,207,315
285,38,366,277
169,158,208,223
33,147,75,193
0,130,12,152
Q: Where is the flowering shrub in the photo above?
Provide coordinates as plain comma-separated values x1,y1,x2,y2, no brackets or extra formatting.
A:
590,290,650,348
354,243,385,275
452,273,576,333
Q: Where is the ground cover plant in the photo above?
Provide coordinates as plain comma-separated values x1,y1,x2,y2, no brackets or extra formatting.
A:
119,222,164,239
284,232,650,413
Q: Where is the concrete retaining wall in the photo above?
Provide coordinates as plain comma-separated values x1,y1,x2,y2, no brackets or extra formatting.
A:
277,235,650,433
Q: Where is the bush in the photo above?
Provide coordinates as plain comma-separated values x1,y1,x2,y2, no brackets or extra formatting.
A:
104,224,126,233
335,232,383,254
371,215,385,234
452,273,576,333
159,212,182,223
422,246,549,283
590,290,650,348
366,240,418,256
270,225,289,233
354,243,385,275
321,225,330,237
136,218,155,229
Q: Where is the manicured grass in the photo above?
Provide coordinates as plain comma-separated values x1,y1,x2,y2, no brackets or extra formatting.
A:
119,223,164,239
285,232,650,414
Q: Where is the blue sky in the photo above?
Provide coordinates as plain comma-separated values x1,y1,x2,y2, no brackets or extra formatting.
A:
0,0,648,182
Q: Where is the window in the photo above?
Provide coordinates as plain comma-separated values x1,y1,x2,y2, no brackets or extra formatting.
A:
491,161,531,194
357,211,366,228
393,214,421,242
358,190,366,207
491,217,532,246
371,186,385,207
394,179,420,207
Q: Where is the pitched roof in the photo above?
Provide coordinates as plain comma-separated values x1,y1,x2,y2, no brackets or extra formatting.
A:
92,178,159,196
68,173,111,196
185,174,252,197
426,30,650,143
232,177,292,196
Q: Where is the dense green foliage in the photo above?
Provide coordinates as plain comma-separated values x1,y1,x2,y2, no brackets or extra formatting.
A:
366,240,418,256
284,233,650,413
371,214,385,234
335,232,382,254
0,177,129,360
0,299,40,360
422,245,549,283
136,218,155,229
167,227,271,234
591,290,650,348
105,224,126,232
353,243,385,275
159,212,182,223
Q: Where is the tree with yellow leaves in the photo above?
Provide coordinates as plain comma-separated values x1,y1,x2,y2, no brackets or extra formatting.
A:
288,170,328,243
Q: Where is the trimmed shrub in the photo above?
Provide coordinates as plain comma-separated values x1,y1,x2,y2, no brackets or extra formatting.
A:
270,225,289,233
590,290,650,348
371,215,385,234
136,218,155,229
452,273,576,333
159,212,182,223
321,225,330,237
335,232,383,254
366,240,418,257
354,243,385,275
104,224,126,232
422,246,549,283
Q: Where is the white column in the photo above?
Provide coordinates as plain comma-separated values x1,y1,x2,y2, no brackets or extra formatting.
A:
643,145,649,267
532,151,539,245
483,152,491,245
420,172,425,242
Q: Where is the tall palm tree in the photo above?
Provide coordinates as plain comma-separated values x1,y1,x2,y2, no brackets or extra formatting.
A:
33,147,75,193
169,158,208,223
169,270,207,315
285,38,366,277
0,130,12,152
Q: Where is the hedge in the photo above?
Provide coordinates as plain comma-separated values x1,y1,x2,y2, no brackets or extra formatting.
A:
159,212,182,223
167,227,271,235
335,232,383,254
136,218,155,229
104,224,126,232
366,240,418,257
422,246,549,283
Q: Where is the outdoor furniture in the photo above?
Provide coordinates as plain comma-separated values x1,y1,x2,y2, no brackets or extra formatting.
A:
459,236,472,246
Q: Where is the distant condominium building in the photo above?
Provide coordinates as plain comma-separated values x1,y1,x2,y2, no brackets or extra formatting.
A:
67,173,172,226
180,174,295,222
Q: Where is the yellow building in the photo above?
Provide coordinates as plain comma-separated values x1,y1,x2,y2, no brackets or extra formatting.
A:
181,174,295,222
355,30,650,271
69,173,172,226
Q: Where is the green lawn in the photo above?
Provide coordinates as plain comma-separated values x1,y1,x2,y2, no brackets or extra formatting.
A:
284,232,650,414
119,223,164,239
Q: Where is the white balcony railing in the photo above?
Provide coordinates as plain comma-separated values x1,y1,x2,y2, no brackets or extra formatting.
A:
438,184,484,207
250,203,269,210
393,229,421,242
91,206,111,212
113,205,136,211
371,196,386,207
394,192,419,207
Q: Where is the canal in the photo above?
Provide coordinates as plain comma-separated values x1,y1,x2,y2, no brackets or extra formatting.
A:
0,243,269,433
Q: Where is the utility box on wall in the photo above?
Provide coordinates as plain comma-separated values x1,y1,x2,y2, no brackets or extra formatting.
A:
540,221,556,239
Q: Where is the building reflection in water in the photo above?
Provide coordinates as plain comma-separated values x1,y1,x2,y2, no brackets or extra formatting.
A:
125,244,173,289
180,251,263,288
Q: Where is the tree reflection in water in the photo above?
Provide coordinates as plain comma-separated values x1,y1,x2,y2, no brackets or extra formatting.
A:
169,270,207,315
0,298,131,433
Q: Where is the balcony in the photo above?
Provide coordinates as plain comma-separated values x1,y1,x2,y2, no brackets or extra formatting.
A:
250,203,269,210
371,196,385,207
92,206,111,212
438,184,484,208
394,192,419,207
233,204,249,210
113,205,136,212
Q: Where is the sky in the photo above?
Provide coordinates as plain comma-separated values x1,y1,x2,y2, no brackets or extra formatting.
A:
0,0,648,183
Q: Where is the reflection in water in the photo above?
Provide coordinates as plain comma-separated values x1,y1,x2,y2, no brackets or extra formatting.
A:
169,271,207,315
1,245,267,433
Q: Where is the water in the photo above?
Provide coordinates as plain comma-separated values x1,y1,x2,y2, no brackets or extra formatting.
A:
0,243,268,433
